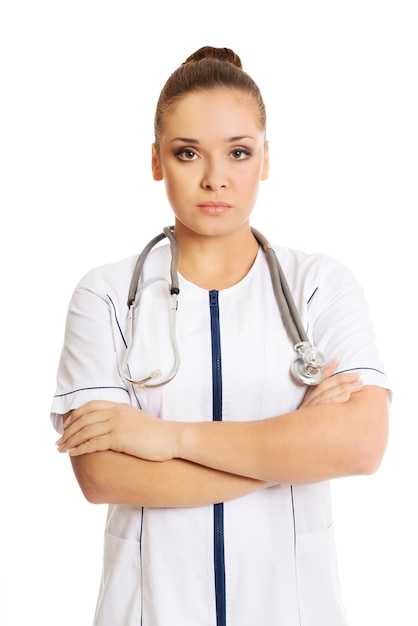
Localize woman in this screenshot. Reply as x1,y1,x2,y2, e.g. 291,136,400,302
52,46,390,626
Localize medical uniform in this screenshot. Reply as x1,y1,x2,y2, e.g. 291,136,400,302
51,241,390,626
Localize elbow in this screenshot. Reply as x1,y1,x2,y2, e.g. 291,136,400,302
356,449,385,476
354,423,389,477
78,476,107,504
346,386,390,477
70,454,111,504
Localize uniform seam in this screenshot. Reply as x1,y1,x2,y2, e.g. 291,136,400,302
291,486,303,626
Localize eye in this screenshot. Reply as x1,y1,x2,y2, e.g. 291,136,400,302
230,148,251,160
176,148,199,161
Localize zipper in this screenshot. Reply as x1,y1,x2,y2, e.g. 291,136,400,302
209,290,226,626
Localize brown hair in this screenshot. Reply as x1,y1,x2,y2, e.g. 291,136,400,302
154,46,266,146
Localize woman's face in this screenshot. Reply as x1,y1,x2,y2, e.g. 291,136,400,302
152,88,269,239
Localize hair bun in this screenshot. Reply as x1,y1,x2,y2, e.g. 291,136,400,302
183,46,242,69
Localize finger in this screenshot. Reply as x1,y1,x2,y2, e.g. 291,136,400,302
318,391,351,405
68,400,118,425
317,370,362,395
322,359,339,379
62,411,73,429
302,361,342,402
306,380,364,406
57,416,91,445
317,386,363,404
60,406,115,443
57,419,111,450
301,372,344,405
66,434,113,456
301,374,363,407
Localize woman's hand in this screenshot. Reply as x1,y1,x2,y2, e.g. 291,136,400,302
56,400,176,460
56,361,364,460
300,360,363,408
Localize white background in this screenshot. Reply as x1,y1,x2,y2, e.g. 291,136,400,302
1,1,417,624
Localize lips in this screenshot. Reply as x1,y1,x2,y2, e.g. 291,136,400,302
197,201,232,215
197,201,232,208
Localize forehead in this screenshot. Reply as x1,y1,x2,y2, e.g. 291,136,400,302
161,88,263,137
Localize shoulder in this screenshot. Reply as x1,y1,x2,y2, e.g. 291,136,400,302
271,245,360,297
73,244,171,302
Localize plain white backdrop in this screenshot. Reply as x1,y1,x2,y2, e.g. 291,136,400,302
1,1,417,624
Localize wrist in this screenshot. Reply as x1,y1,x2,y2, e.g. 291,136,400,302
171,421,188,460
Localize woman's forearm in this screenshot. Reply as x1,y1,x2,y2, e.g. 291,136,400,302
57,378,389,489
70,450,271,507
173,386,389,485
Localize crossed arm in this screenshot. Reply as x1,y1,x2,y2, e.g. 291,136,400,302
56,362,389,507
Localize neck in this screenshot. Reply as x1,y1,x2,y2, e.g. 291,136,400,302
173,224,260,290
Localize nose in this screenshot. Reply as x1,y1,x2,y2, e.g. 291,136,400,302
201,158,227,190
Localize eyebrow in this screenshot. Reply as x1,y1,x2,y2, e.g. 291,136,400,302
169,135,256,144
169,137,199,144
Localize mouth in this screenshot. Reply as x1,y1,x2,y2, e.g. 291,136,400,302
197,201,233,215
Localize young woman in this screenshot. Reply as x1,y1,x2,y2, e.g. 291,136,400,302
52,46,390,626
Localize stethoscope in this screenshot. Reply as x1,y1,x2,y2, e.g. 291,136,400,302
122,226,325,389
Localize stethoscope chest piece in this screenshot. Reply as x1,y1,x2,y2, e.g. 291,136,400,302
291,341,325,386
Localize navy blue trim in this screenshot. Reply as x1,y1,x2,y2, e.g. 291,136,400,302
307,286,318,305
54,386,129,399
332,366,387,377
305,291,388,378
209,290,226,626
214,503,226,625
107,294,128,348
210,291,223,421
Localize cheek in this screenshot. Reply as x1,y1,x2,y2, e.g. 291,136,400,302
163,180,178,204
241,169,262,195
163,171,192,206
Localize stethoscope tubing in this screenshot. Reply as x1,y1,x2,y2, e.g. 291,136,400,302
123,226,324,388
250,228,309,347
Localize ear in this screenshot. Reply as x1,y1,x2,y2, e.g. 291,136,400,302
261,139,269,181
152,144,163,181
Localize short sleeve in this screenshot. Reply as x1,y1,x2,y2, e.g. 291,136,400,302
50,267,131,434
308,255,390,390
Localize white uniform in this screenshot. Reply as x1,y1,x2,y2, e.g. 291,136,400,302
51,241,390,626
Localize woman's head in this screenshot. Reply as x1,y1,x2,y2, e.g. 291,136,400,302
154,46,266,148
151,47,269,240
